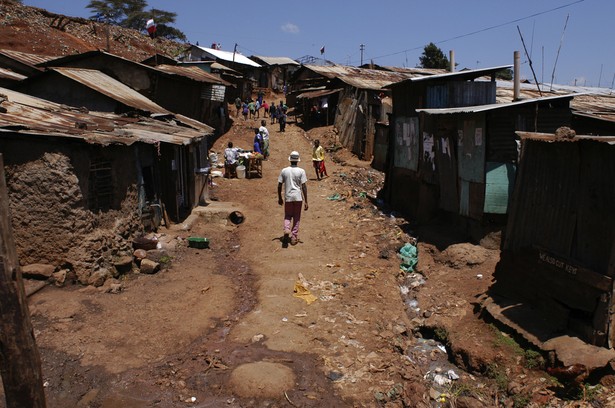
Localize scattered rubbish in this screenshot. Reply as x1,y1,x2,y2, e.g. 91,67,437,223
293,281,317,304
447,369,459,380
358,191,367,198
251,334,264,343
282,317,288,322
211,170,223,178
433,374,451,386
327,193,343,201
398,242,418,273
187,237,209,249
327,371,343,381
476,274,483,279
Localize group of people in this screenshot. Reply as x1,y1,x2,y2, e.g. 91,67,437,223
233,96,289,133
224,92,332,247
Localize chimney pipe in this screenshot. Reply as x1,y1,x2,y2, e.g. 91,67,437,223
449,50,455,73
514,51,520,101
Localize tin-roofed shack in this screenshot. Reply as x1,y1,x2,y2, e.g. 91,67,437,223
489,132,615,350
291,64,419,160
382,66,573,231
0,87,213,286
249,55,300,91
36,50,230,133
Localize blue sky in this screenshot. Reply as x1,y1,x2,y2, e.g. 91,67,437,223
24,0,612,88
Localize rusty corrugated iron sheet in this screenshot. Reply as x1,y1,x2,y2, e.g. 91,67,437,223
0,67,26,81
296,88,343,99
497,81,615,123
0,87,213,146
302,64,419,91
154,64,231,86
416,94,574,115
0,49,58,67
516,131,615,144
50,67,169,114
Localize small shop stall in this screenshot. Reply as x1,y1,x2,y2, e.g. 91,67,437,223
238,151,263,179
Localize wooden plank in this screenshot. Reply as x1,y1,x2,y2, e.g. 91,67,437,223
536,247,613,292
0,154,47,408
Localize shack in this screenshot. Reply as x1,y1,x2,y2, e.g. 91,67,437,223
0,87,213,285
488,132,615,352
36,50,230,132
249,55,300,90
382,66,574,227
292,64,418,160
184,45,261,98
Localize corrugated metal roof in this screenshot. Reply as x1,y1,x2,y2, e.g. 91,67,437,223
193,46,261,67
154,64,231,86
0,49,58,67
302,64,419,90
387,65,513,88
0,87,213,146
0,67,26,81
496,81,615,123
251,55,299,66
50,67,169,114
416,94,574,115
516,131,615,143
296,88,343,99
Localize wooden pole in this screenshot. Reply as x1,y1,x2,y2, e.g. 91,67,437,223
0,154,47,408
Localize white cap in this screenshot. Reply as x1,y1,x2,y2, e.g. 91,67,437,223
288,151,300,162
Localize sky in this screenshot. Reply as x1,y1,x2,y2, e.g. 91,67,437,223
23,0,614,88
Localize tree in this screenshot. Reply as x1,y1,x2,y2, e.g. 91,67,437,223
418,42,449,69
86,0,186,41
496,68,513,80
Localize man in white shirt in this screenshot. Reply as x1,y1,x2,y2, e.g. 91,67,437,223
277,151,308,245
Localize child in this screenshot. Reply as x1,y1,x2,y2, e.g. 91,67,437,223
312,139,328,180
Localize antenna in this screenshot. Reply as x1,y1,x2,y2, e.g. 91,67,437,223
598,64,603,88
517,26,542,96
550,14,569,91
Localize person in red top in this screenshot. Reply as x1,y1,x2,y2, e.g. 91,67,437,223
263,100,269,118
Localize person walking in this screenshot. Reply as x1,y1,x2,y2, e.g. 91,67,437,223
269,103,277,125
259,120,270,160
311,139,328,180
234,96,242,117
278,101,287,132
278,151,308,245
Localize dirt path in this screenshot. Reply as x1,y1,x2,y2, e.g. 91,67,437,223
5,94,614,408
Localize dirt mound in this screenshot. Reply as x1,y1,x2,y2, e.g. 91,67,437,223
437,243,492,269
229,362,295,398
0,1,187,60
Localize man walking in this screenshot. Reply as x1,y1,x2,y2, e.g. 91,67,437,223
278,151,308,245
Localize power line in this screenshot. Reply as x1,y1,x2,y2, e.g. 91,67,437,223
359,0,585,65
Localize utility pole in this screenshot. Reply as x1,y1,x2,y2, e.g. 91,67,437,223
0,154,46,408
360,44,365,66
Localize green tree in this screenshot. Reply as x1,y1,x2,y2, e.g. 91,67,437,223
86,0,186,41
418,42,449,69
496,68,513,80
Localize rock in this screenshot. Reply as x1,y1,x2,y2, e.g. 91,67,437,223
145,249,169,263
101,278,122,294
22,263,55,280
456,396,487,408
88,269,110,287
51,269,67,287
133,249,147,260
140,259,160,274
113,255,133,276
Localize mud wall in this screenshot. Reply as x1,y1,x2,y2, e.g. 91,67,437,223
1,136,143,284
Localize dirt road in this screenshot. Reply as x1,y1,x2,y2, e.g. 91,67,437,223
4,94,613,408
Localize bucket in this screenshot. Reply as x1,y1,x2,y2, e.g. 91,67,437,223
236,165,246,179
